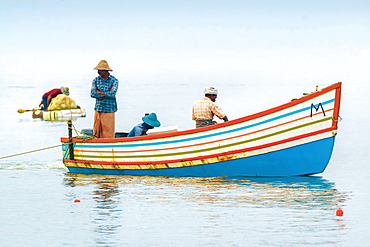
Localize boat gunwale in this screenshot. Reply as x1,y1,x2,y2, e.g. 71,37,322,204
61,82,341,144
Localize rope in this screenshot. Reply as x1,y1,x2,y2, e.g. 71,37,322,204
0,122,95,160
69,123,95,141
0,144,61,160
332,116,343,122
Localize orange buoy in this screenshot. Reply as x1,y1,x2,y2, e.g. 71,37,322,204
336,209,343,216
74,199,81,203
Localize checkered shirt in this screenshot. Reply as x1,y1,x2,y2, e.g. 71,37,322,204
192,97,226,120
90,75,119,113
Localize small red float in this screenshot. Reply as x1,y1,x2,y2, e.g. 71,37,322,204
336,209,343,216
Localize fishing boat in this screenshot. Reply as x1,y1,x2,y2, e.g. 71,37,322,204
61,82,342,177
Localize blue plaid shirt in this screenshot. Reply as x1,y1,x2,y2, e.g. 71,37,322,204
90,74,119,113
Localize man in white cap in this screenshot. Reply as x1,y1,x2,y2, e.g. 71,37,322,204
192,87,228,128
91,60,119,138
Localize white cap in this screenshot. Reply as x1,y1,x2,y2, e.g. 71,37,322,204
204,87,218,95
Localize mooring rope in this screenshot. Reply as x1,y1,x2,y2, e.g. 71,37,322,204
0,144,61,160
0,121,97,160
68,123,95,141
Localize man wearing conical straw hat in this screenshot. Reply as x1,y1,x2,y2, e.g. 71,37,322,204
91,60,119,138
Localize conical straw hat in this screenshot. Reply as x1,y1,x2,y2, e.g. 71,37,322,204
94,60,113,71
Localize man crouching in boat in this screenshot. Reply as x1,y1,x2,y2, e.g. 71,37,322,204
192,87,229,128
90,60,119,138
127,113,161,137
39,87,70,110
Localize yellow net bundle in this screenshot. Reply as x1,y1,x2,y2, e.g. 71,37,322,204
48,94,77,111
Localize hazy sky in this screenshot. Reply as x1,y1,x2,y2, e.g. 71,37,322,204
0,0,369,86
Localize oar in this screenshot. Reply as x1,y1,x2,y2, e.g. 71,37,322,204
17,108,36,113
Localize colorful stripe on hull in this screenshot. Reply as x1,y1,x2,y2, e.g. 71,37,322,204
65,137,335,177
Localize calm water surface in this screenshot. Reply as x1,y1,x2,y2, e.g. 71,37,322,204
0,171,351,246
0,81,369,246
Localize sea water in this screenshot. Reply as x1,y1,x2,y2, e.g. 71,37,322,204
0,79,369,246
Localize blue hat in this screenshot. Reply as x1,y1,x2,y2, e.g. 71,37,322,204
142,113,161,127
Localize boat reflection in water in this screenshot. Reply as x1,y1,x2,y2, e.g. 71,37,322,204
64,174,348,209
63,174,349,245
65,175,122,244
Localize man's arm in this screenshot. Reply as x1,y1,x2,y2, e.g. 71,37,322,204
90,79,99,98
97,78,119,98
91,79,105,99
212,105,228,122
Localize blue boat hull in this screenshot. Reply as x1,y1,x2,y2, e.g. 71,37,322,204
66,136,335,177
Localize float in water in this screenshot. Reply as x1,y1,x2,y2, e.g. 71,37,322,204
17,107,86,121
61,82,342,177
32,108,86,121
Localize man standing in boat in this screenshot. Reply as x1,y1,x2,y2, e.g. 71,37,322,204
91,60,119,138
192,87,228,128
